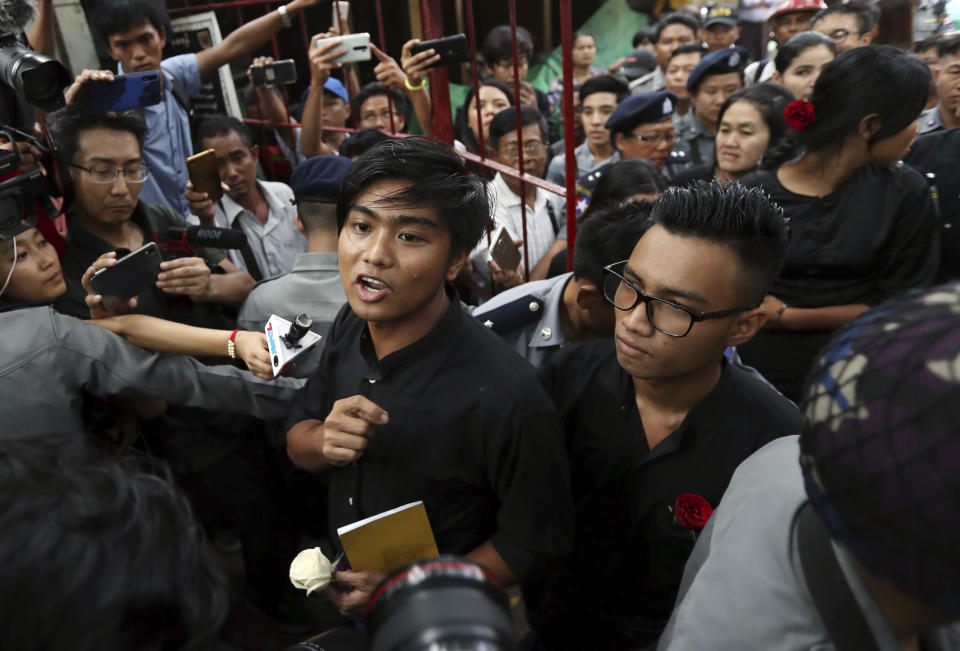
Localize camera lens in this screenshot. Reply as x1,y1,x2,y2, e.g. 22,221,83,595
366,557,517,651
0,40,71,112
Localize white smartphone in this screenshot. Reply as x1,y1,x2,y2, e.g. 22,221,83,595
317,31,371,64
331,1,350,28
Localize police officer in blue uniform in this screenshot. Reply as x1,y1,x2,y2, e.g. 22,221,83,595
676,46,748,166
473,204,652,368
573,91,690,214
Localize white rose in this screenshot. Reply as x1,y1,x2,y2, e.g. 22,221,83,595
289,547,334,595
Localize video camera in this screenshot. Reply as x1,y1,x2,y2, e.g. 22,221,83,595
0,130,58,236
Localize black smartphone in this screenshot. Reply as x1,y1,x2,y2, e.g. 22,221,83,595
86,72,163,114
410,34,469,69
90,242,162,311
250,59,298,87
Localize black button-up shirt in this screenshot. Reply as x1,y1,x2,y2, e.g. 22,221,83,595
532,338,802,647
287,293,574,577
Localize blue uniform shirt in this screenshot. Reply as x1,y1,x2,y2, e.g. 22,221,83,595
121,54,202,215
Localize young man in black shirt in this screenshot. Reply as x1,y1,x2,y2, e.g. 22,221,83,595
526,181,802,649
286,138,573,615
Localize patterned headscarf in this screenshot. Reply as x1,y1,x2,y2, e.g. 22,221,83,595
800,283,960,616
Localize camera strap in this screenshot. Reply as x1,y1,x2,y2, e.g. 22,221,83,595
229,209,263,282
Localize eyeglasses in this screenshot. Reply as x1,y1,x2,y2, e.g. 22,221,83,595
602,261,753,337
70,163,150,184
626,131,677,145
824,28,859,42
500,142,547,158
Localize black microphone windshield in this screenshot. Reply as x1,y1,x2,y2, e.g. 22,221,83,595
163,225,247,250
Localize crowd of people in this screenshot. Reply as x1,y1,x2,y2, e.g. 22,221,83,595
1,0,960,648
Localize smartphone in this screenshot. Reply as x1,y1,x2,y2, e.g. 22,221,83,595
330,1,349,28
90,243,162,311
86,72,162,114
488,225,521,272
410,34,469,69
250,59,298,87
186,149,223,202
316,32,371,64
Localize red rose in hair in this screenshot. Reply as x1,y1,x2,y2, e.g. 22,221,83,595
674,494,713,530
783,99,816,131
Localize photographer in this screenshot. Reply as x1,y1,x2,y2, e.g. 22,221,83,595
48,103,309,630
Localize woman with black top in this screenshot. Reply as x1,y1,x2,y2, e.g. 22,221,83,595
671,83,794,186
737,45,940,401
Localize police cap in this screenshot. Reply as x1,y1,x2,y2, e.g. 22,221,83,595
605,90,679,133
290,155,353,204
686,46,748,93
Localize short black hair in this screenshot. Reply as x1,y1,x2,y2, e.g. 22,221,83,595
811,1,878,35
655,13,700,42
585,159,668,216
298,200,338,234
194,114,254,151
487,106,548,152
337,137,489,256
633,26,658,48
774,31,836,75
0,434,227,650
49,104,147,166
353,82,408,124
573,203,652,288
579,74,630,105
95,0,171,46
338,128,393,159
650,181,790,306
914,35,941,54
482,24,534,64
938,34,960,59
669,43,708,62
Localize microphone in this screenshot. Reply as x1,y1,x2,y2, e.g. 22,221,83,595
0,0,36,35
161,225,247,250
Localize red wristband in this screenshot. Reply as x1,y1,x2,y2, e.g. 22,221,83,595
227,329,239,359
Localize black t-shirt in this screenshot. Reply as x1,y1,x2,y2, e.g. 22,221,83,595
531,338,801,647
737,164,939,400
286,293,574,577
739,164,939,308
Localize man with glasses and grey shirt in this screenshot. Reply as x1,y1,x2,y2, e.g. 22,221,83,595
524,182,800,649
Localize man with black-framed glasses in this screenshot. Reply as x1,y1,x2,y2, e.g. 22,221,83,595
810,2,876,53
50,106,254,319
525,181,801,649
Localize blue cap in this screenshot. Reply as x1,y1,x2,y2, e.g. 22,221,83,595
290,155,353,203
604,90,678,132
686,46,748,93
298,77,350,104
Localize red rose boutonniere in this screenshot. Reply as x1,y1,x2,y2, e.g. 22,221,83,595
673,494,713,539
784,99,816,131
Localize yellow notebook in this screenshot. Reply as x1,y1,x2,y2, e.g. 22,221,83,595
337,501,440,573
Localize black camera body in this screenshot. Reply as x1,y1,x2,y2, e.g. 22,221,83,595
0,31,71,112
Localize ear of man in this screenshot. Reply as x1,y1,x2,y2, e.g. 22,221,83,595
725,308,767,347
